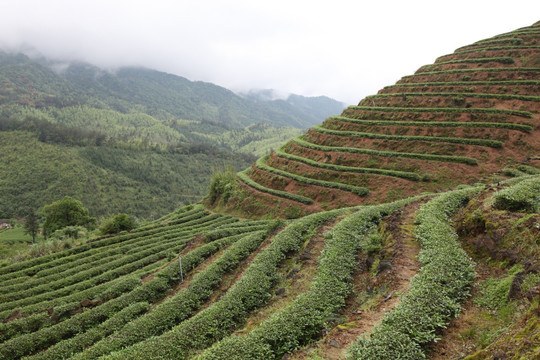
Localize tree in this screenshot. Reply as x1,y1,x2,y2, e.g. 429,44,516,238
99,213,136,235
23,210,40,243
207,166,237,204
42,196,96,235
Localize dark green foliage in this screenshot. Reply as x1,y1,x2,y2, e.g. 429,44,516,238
517,165,540,175
276,148,422,180
284,205,303,219
347,105,533,118
208,167,238,204
348,329,425,360
103,210,342,359
0,52,343,130
293,138,478,166
72,229,275,359
0,52,339,219
401,67,540,82
328,115,533,133
385,79,540,90
23,210,40,242
0,132,252,219
502,168,526,177
364,91,540,102
0,212,238,359
417,57,516,71
99,213,136,235
42,196,96,234
347,187,480,359
25,301,151,360
198,199,418,359
204,222,273,242
0,116,108,147
400,67,540,81
472,38,525,46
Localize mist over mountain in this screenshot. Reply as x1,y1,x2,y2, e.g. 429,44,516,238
0,50,345,129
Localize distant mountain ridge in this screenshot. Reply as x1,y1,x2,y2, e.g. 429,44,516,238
0,51,346,129
241,89,346,127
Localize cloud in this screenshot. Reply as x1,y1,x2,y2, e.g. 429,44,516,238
1,0,539,104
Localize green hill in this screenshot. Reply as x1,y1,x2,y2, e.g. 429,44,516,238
0,177,537,360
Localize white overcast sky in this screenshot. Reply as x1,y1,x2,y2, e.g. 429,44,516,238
0,0,538,104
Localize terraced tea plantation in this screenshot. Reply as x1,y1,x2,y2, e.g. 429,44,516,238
231,21,540,216
1,175,539,359
1,21,539,360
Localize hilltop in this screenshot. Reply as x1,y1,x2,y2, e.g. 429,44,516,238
0,21,538,360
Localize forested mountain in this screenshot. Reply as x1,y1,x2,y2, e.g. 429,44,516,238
0,51,344,129
241,89,347,127
0,51,344,219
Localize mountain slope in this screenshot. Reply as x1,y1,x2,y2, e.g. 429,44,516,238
0,53,345,129
0,21,538,360
223,21,540,217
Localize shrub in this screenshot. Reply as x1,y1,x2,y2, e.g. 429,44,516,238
71,229,274,359
517,165,540,175
327,115,533,133
197,198,421,359
42,196,96,234
502,168,526,177
363,91,539,102
276,148,423,180
292,138,478,166
102,210,344,359
256,156,369,196
347,105,533,119
207,167,237,204
284,205,303,219
99,214,136,235
493,175,540,212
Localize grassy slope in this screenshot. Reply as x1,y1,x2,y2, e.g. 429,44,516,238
0,227,35,260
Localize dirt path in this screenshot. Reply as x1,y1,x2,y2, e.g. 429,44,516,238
290,201,424,359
